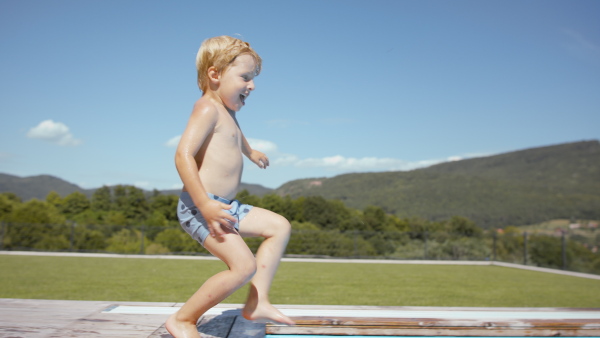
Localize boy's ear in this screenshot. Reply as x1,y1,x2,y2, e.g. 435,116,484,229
207,66,220,86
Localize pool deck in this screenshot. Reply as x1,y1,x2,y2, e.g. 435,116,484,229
2,252,600,337
1,298,599,338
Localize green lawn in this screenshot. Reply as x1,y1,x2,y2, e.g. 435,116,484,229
1,255,599,307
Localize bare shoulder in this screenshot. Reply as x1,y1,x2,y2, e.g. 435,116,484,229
190,96,220,123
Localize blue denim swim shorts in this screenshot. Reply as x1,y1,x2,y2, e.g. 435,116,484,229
177,192,254,246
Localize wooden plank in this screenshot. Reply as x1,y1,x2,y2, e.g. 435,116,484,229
0,299,114,338
0,299,177,338
54,314,169,338
267,312,600,337
51,307,173,337
281,316,600,327
268,326,599,337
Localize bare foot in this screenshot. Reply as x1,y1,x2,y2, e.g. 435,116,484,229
165,312,201,338
242,302,295,325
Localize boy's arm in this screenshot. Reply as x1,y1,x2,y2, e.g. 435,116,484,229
241,134,269,169
175,103,237,238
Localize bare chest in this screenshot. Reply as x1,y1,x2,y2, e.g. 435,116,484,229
215,121,241,147
202,113,242,157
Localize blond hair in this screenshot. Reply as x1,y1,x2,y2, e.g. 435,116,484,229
196,36,262,93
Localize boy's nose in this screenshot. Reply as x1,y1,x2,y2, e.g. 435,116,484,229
248,80,255,91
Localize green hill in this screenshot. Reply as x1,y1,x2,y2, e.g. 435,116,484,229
275,140,600,228
0,174,272,201
0,173,86,200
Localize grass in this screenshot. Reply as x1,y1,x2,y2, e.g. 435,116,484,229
1,255,599,307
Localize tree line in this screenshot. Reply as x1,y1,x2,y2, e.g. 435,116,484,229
0,186,598,274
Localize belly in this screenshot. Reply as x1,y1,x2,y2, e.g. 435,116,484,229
198,152,243,199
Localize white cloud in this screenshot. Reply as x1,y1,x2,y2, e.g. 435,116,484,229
165,135,181,148
272,154,300,166
278,155,417,171
247,138,278,153
26,120,81,146
273,153,487,173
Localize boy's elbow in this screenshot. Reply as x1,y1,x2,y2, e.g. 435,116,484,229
174,150,186,168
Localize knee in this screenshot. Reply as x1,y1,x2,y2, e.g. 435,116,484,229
231,258,257,284
276,215,292,235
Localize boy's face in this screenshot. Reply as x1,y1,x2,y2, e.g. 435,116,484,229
217,54,258,112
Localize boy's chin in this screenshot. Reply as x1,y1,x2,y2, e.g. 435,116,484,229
223,99,244,112
225,105,242,113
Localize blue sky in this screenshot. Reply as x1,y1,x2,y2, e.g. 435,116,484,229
1,0,599,191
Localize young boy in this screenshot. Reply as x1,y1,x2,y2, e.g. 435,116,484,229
166,36,295,337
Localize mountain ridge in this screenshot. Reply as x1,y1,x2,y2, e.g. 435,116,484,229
274,140,600,227
0,173,273,201
2,140,599,227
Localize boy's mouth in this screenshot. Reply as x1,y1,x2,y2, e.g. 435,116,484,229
240,94,246,105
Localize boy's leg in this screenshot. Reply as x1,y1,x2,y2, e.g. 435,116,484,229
166,233,257,337
238,207,295,325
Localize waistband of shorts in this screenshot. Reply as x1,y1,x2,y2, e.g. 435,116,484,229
179,191,232,205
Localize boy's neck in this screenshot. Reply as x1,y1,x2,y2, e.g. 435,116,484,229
204,91,236,117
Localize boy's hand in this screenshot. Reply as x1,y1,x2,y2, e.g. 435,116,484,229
249,150,269,169
199,200,238,239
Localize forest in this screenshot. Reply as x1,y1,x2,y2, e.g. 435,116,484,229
0,185,599,275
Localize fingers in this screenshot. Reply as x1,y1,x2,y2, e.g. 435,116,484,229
199,199,243,239
209,222,221,238
261,156,270,168
252,150,269,169
257,156,269,169
210,221,228,238
219,203,237,224
209,220,231,238
208,203,238,238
